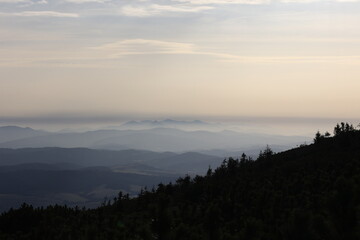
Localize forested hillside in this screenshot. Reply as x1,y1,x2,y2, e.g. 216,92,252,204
0,123,359,240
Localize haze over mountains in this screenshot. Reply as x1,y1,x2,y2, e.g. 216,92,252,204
0,120,311,212
0,126,48,143
0,120,309,154
1,123,359,239
112,119,213,131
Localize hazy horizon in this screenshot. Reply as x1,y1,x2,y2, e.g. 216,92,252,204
1,115,357,136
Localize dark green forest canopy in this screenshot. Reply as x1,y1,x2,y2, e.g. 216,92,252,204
1,123,360,240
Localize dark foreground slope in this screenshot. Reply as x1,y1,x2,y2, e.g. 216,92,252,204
0,128,359,240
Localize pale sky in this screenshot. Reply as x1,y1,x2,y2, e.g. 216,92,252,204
1,0,360,123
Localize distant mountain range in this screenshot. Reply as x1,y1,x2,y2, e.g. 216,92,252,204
105,119,227,132
0,125,310,154
121,119,209,128
0,126,47,143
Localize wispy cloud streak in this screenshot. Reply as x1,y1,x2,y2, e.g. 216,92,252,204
93,39,197,55
63,0,108,3
120,4,213,17
0,0,30,3
2,39,360,67
0,11,79,17
91,39,360,65
172,0,360,4
0,0,47,5
172,0,270,4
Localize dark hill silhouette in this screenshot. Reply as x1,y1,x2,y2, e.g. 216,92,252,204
0,148,176,167
0,147,221,174
0,124,359,239
0,148,222,212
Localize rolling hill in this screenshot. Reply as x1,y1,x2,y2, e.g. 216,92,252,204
0,124,359,239
0,148,222,212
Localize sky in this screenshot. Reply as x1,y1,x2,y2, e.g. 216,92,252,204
1,0,360,129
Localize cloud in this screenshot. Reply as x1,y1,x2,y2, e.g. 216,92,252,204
63,0,108,3
0,0,30,3
3,39,360,68
172,0,270,4
93,39,196,55
120,4,213,17
0,11,79,17
172,0,360,4
0,0,47,4
211,54,360,64
335,0,359,2
91,39,360,65
278,0,331,3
